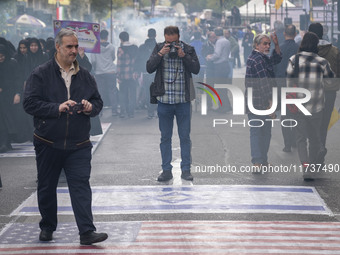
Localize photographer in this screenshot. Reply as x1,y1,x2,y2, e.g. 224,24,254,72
23,29,107,245
147,26,200,182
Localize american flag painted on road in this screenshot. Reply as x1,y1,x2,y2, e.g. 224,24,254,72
1,221,340,254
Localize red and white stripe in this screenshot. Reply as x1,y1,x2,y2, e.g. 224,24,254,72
1,221,340,254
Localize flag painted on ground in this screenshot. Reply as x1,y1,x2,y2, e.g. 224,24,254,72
1,221,340,254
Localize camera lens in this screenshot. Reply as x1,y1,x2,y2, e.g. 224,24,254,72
168,42,178,58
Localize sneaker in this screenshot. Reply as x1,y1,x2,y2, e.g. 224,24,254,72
157,171,173,182
80,231,108,245
39,230,53,241
181,171,193,181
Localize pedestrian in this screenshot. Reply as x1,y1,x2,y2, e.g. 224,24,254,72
286,32,334,181
0,44,21,152
27,37,49,73
136,28,158,119
23,29,108,245
273,24,300,153
117,31,139,118
146,25,200,182
308,23,340,161
245,33,282,170
91,29,118,116
242,25,254,64
13,39,34,143
206,27,232,113
225,29,239,78
201,31,216,84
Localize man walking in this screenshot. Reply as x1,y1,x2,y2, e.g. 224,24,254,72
91,29,118,116
136,28,158,118
147,26,200,182
23,29,107,245
274,24,299,153
206,27,232,113
308,23,340,160
117,31,139,118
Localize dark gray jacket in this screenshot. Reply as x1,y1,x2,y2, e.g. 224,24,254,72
146,41,200,102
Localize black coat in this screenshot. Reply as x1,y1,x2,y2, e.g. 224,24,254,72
23,58,103,150
0,58,20,135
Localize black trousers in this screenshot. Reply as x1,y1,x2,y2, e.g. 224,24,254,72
34,141,96,235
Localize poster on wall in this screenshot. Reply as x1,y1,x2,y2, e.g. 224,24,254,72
53,20,100,53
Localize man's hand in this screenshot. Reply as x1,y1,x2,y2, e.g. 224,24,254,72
159,43,171,56
175,45,185,58
271,32,279,46
59,100,77,113
81,99,92,113
271,32,281,55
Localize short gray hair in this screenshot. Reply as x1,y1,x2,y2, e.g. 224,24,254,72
55,28,77,46
253,34,270,49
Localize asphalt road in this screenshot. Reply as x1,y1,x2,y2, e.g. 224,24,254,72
1,66,340,253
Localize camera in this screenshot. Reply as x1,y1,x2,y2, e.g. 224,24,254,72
168,42,178,59
68,103,84,113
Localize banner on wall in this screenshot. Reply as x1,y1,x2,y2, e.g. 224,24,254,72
53,20,100,53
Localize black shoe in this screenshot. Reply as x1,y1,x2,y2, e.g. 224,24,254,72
157,171,173,182
80,231,108,245
181,171,193,181
282,147,291,152
39,230,53,241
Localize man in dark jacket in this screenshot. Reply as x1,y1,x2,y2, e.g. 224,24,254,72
146,26,200,182
136,28,158,118
274,24,299,153
23,29,107,245
308,23,340,160
117,31,139,118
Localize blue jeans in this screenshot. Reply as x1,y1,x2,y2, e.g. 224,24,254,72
157,101,191,171
248,113,272,164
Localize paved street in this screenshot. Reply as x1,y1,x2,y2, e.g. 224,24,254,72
0,67,340,254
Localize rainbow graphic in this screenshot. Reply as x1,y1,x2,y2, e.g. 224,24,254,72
197,82,222,106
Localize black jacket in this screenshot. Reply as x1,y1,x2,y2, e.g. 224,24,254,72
146,41,200,102
23,58,103,150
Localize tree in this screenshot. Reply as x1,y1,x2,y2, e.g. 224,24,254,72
0,0,16,37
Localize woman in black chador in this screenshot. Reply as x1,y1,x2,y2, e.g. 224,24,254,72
27,37,48,73
0,44,21,152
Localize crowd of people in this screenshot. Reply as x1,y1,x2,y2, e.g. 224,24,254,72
0,21,339,183
0,18,339,244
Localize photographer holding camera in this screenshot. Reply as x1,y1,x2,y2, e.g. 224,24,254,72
147,26,200,182
23,29,107,245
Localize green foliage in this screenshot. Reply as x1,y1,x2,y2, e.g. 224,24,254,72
0,0,16,36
